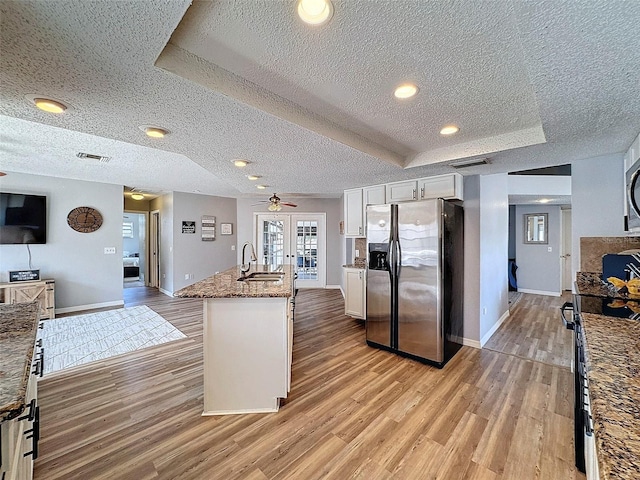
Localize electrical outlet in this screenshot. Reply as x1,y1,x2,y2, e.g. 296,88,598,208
355,249,360,257
162,274,166,279
482,307,487,315
547,246,552,252
104,247,116,254
231,245,235,251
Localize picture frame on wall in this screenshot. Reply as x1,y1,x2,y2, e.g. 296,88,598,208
221,223,233,235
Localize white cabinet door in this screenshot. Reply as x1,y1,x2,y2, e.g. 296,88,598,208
344,188,364,237
385,181,417,203
418,173,463,201
344,268,366,319
363,185,386,207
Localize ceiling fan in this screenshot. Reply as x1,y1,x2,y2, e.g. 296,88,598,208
253,193,297,211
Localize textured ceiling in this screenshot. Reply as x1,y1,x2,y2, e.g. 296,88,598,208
0,0,639,199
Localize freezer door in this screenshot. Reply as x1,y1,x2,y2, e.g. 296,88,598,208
396,200,442,362
366,204,392,348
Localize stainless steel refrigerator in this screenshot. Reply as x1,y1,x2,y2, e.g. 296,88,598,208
366,198,464,367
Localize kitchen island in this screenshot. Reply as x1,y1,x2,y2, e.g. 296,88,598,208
0,301,41,480
574,272,640,480
174,265,295,415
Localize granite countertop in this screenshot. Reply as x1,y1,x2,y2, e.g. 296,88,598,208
0,301,40,422
576,271,636,300
580,313,640,480
174,265,295,298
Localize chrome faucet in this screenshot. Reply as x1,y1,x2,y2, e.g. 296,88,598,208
241,241,257,275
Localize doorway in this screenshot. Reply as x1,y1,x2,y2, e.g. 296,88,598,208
255,213,326,288
149,210,160,289
561,208,572,291
122,212,147,287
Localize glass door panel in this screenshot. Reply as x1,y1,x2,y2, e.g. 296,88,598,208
296,220,318,281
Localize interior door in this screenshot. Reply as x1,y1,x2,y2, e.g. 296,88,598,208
561,208,572,290
149,210,160,288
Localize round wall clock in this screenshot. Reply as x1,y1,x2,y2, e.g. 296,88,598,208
67,206,103,233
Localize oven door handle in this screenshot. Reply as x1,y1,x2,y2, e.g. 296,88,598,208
560,302,575,330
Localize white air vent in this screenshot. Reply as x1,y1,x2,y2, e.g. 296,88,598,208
449,157,490,168
77,152,110,163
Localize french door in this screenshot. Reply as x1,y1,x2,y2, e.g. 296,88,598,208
256,213,326,288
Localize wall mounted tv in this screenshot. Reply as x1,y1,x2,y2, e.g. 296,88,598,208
0,192,47,244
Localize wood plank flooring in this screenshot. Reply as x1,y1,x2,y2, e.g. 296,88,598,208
34,288,584,480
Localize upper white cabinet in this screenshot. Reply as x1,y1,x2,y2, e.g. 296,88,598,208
418,174,463,200
344,188,364,237
343,174,463,238
386,180,418,202
363,185,386,207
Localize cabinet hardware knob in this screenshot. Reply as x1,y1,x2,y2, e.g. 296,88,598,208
412,189,416,200
420,187,425,199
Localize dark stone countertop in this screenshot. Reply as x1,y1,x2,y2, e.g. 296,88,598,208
0,301,40,422
580,313,640,480
575,271,634,300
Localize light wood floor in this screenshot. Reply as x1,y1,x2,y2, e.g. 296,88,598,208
34,288,584,480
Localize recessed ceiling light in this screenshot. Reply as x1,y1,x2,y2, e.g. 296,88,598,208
297,0,334,26
33,98,67,114
234,159,249,168
144,127,169,138
539,198,550,204
440,125,460,135
256,184,267,190
247,175,261,181
394,84,419,99
131,193,145,200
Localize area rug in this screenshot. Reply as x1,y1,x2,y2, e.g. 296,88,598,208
39,305,186,375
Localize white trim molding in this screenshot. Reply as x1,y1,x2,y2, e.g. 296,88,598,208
56,300,124,315
159,287,173,297
462,338,482,349
517,288,561,297
480,310,510,347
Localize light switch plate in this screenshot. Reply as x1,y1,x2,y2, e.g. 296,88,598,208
104,247,116,254
548,246,552,252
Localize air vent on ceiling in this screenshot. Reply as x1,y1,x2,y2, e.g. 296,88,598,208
77,152,110,163
449,157,490,169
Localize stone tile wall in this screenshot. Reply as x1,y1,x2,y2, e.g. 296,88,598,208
580,236,640,272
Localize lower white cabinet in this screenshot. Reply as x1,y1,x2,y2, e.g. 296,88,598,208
344,268,366,319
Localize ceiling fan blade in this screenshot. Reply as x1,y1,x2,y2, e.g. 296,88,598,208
281,202,297,207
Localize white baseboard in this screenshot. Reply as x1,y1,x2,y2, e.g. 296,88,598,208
518,288,561,297
480,309,510,347
339,286,345,298
56,300,124,315
159,288,173,297
462,338,482,349
325,284,341,290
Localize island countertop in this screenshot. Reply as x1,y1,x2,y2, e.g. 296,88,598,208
174,265,295,299
0,301,40,422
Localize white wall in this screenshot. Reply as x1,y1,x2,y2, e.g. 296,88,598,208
172,192,237,291
571,154,627,280
236,197,343,287
478,174,510,343
463,174,510,346
508,175,571,196
463,176,481,343
0,172,123,311
515,205,562,295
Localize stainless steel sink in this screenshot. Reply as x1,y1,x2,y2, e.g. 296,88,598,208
237,272,285,282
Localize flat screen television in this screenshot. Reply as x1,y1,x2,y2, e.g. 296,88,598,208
0,192,47,244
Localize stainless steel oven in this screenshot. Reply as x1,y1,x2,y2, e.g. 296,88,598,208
626,159,640,232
